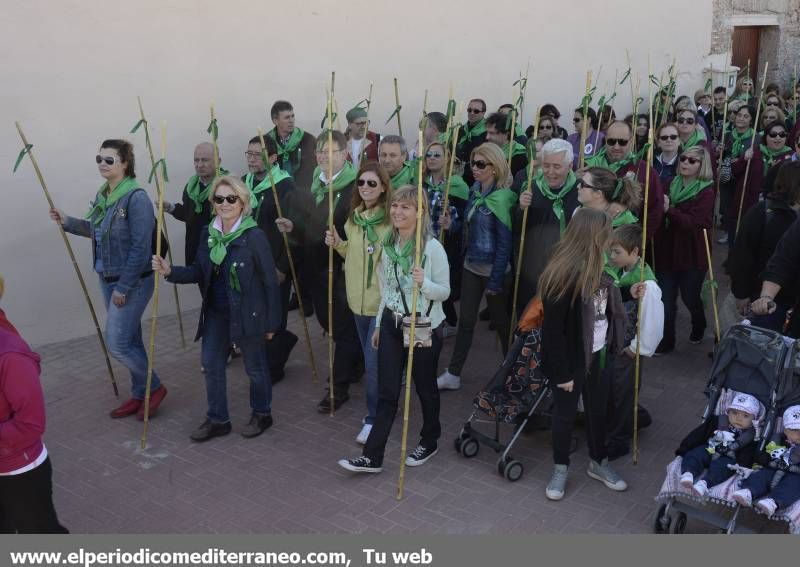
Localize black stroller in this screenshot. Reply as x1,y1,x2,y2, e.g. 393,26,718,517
454,325,551,482
654,324,794,534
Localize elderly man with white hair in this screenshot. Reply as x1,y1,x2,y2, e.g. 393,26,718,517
513,138,580,316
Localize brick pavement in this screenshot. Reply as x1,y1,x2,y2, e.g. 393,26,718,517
31,272,784,534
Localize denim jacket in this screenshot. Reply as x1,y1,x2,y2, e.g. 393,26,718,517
464,185,512,291
63,188,154,296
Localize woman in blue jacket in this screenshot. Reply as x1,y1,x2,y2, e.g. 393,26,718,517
437,143,516,391
50,139,167,420
152,176,281,442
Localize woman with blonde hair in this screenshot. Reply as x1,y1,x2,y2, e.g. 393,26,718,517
540,208,627,500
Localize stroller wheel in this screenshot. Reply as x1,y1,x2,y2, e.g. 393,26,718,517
460,437,479,458
653,504,671,534
500,459,524,482
669,512,687,534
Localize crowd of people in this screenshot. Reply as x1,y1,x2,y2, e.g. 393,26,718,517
30,72,800,524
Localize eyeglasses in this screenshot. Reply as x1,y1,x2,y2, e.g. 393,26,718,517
606,138,629,147
765,101,781,107
245,151,261,159
659,134,679,141
425,151,443,158
767,131,788,139
676,117,696,125
467,108,484,114
471,160,489,170
357,178,379,188
679,155,700,165
540,125,553,130
577,179,597,190
213,194,240,204
96,155,118,166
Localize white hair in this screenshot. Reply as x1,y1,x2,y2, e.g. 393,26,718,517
541,138,573,166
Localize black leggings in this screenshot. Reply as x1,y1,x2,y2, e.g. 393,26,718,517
0,457,68,534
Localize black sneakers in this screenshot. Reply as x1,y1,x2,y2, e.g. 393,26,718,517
689,327,705,344
317,392,349,413
405,445,438,467
241,413,273,438
190,419,232,442
338,456,382,473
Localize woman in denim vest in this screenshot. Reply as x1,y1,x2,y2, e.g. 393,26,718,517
49,139,167,420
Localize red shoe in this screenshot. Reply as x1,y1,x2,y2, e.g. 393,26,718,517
110,398,142,419
136,385,168,421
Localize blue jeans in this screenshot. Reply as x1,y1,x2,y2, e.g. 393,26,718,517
741,469,800,509
99,274,161,399
353,314,378,425
681,446,736,487
201,307,272,423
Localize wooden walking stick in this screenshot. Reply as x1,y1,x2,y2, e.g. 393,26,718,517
392,77,403,137
327,73,336,416
437,119,461,242
209,103,221,178
13,122,119,397
397,128,426,500
257,128,318,384
508,106,541,347
713,72,731,233
702,229,722,343
141,122,168,449
579,70,593,170
793,64,798,127
133,96,186,349
735,61,769,237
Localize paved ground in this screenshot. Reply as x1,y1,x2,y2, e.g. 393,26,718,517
33,261,784,534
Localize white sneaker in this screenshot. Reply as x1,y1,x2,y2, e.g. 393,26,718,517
437,370,461,390
692,480,709,498
755,497,777,517
679,471,694,489
731,488,752,507
442,323,458,338
355,423,372,445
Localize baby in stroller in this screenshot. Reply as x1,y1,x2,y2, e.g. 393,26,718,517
678,391,761,498
731,405,800,516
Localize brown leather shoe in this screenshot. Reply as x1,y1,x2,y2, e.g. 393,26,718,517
136,385,168,421
110,398,142,419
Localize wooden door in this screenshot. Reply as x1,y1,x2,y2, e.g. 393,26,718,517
731,26,760,83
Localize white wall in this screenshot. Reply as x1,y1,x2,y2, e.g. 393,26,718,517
1,0,713,346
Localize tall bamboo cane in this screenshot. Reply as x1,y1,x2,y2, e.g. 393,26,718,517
702,229,722,342
437,125,461,243
134,97,186,349
256,128,318,383
14,122,119,397
327,73,336,416
714,73,731,234
793,64,798,127
632,56,655,466
210,104,221,178
579,71,593,170
397,128,427,500
362,82,374,166
508,106,541,347
393,78,403,137
735,61,769,237
141,122,168,449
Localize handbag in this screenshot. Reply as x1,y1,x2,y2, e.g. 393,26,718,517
394,262,434,348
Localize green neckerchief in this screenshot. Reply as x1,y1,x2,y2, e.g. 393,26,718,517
466,186,518,231
585,147,639,173
759,144,792,170
352,205,386,288
680,129,706,151
382,231,415,275
458,119,486,146
606,259,656,289
612,209,639,228
185,169,230,213
310,161,358,205
514,124,525,139
730,128,754,158
534,169,578,234
85,177,139,226
268,127,305,161
502,141,527,159
245,165,291,210
207,216,258,267
669,176,713,206
390,160,417,188
425,175,470,201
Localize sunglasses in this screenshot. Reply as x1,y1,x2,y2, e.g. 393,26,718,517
766,101,781,107
677,117,696,125
96,155,119,166
471,160,489,170
540,125,553,129
467,108,484,114
573,117,582,123
213,194,240,204
679,155,700,165
357,178,379,188
577,179,597,190
768,131,788,139
659,134,679,141
425,151,443,158
606,138,629,147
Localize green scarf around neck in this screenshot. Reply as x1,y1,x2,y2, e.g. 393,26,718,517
382,231,415,275
390,161,417,188
502,141,527,160
85,177,139,226
352,206,387,287
585,144,648,173
185,168,230,213
207,216,258,266
425,175,470,201
534,169,578,234
606,259,656,289
759,144,792,170
459,119,487,146
612,209,639,228
310,161,358,205
680,129,706,151
268,127,305,160
730,128,754,158
246,165,291,210
466,186,518,231
669,176,713,206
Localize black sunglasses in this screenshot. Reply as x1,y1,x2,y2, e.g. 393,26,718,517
213,194,240,204
677,117,696,125
606,138,629,147
679,155,700,164
357,178,379,188
659,134,679,141
471,160,489,170
467,108,484,114
95,155,118,166
425,151,443,158
572,117,581,123
767,131,788,139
